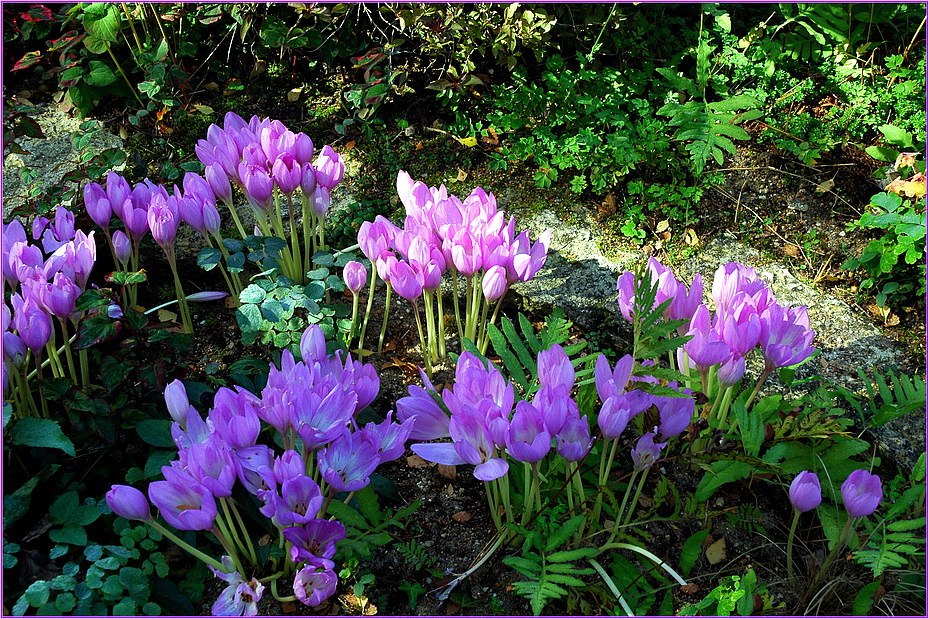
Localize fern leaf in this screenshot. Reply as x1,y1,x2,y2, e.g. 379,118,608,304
544,514,587,552
488,324,530,393
501,316,537,378
547,547,599,563
887,517,926,532
519,313,543,354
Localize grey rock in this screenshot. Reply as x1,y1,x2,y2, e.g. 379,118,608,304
3,105,123,214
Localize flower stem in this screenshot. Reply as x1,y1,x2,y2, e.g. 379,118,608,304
377,284,392,354
358,270,378,356
147,520,225,572
786,507,800,582
412,299,432,376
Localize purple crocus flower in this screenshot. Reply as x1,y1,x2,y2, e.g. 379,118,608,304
508,229,551,283
411,406,509,481
148,195,179,250
395,375,451,441
310,186,331,218
84,182,113,232
294,133,315,165
44,272,79,320
667,273,704,323
538,344,575,392
106,485,152,522
238,163,274,212
712,262,768,320
758,302,816,370
841,469,883,518
265,474,323,528
716,354,746,389
557,410,592,461
631,432,667,472
789,471,822,513
209,556,264,617
343,261,367,294
148,467,217,531
289,380,356,451
684,304,731,372
13,298,51,354
299,323,327,364
272,153,303,194
106,171,132,218
206,162,234,206
209,386,262,449
233,445,276,496
505,401,551,463
389,260,424,301
314,145,344,189
182,436,237,498
113,230,131,264
360,412,415,464
283,518,346,565
655,382,694,440
317,427,381,492
616,271,636,322
164,379,191,426
293,566,338,608
448,228,481,276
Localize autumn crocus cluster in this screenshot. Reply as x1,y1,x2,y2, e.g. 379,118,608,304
2,212,96,416
354,171,551,372
617,258,816,433
106,324,411,613
84,170,233,329
196,112,344,285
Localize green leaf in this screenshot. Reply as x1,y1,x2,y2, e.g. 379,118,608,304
544,514,587,553
696,461,753,501
83,4,119,43
24,581,50,607
680,529,709,577
83,60,117,87
135,419,175,448
240,284,267,304
865,145,898,162
55,592,77,613
197,247,222,271
4,473,41,527
8,418,76,456
852,581,881,614
878,124,915,149
50,523,87,546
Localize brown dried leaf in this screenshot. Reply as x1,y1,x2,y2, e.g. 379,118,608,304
345,140,355,151
684,228,699,246
282,601,297,614
815,178,835,193
287,87,303,102
656,219,670,233
884,313,900,326
705,537,726,564
784,244,800,257
680,583,700,595
258,534,271,547
452,511,472,523
599,193,617,219
405,454,433,468
438,464,457,480
456,168,468,182
445,601,461,615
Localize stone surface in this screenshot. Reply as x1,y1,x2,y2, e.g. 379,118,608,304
3,105,123,214
504,220,924,473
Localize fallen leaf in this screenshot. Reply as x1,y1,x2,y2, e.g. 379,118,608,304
456,168,468,182
705,537,726,564
680,583,700,595
438,464,457,480
656,219,670,233
637,494,652,508
452,511,471,523
345,140,355,150
884,313,900,326
445,601,461,615
258,534,271,547
684,228,699,246
815,178,835,193
457,136,478,147
406,454,433,468
282,601,297,614
784,244,800,257
225,296,238,309
203,81,220,91
383,341,396,351
599,193,617,219
287,87,303,102
157,308,177,323
482,127,499,144
659,230,672,241
415,141,424,151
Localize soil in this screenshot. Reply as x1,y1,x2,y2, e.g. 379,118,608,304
5,62,925,617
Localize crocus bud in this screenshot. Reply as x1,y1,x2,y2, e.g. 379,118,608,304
310,186,330,218
106,485,152,521
293,133,314,164
300,163,317,197
314,145,344,189
789,471,822,513
205,162,233,206
841,469,883,518
271,154,302,194
164,379,190,425
481,265,507,301
300,324,326,363
113,230,131,264
14,302,51,354
84,182,112,231
343,261,366,294
3,332,27,367
45,272,80,319
147,196,178,250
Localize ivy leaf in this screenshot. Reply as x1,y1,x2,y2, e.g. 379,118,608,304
8,418,76,456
